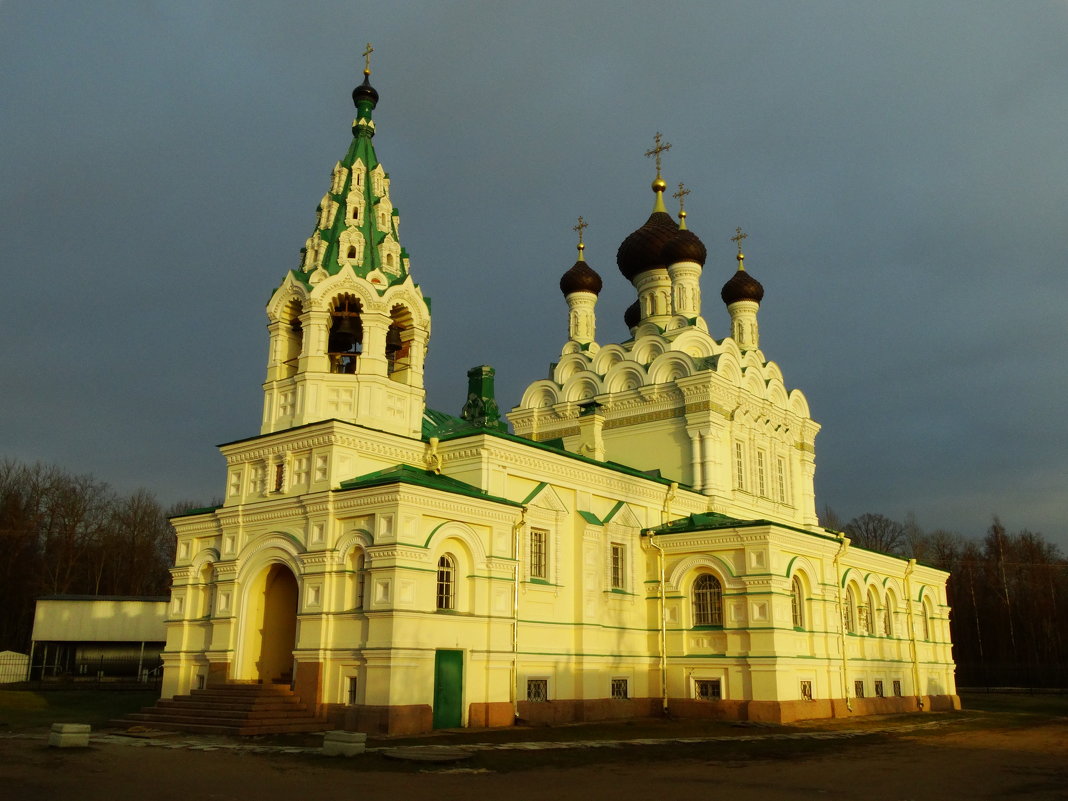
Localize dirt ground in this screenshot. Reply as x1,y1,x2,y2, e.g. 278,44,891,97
3,711,1067,801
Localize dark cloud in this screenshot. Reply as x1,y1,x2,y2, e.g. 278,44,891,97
2,1,1065,548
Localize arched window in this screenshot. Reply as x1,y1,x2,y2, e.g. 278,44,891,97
791,575,805,629
354,552,365,610
844,585,858,634
386,304,413,382
866,589,879,636
921,598,931,640
436,554,455,611
347,245,357,259
328,295,363,374
883,592,894,637
692,574,723,627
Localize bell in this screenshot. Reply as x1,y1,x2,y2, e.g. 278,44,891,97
329,315,361,353
385,325,403,353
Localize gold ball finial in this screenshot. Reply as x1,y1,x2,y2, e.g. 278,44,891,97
651,177,667,193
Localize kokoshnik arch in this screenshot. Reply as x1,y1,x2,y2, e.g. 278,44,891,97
163,58,958,734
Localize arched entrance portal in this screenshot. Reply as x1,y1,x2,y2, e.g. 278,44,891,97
242,563,299,684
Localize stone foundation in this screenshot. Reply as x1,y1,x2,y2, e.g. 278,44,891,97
321,694,961,734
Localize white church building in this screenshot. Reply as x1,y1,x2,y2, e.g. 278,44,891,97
162,62,958,734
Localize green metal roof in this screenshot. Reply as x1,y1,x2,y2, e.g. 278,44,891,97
336,463,523,508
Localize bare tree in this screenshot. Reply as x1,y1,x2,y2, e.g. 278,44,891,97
844,513,907,556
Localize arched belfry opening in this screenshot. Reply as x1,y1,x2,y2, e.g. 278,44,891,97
281,299,303,378
328,294,363,374
386,303,414,383
240,563,299,685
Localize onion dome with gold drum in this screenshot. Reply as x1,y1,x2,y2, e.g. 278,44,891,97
560,218,603,296
720,228,764,305
616,132,679,282
662,184,706,266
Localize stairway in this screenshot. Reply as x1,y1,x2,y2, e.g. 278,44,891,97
113,682,328,735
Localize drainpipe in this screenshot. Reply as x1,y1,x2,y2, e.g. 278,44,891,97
833,533,852,712
511,507,527,721
904,559,924,710
652,482,679,715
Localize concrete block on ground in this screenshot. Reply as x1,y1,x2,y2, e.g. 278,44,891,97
48,723,91,748
323,730,367,756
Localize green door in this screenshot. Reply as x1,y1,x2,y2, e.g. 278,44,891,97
432,649,463,729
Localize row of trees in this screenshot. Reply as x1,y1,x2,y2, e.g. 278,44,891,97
0,459,196,652
825,508,1068,687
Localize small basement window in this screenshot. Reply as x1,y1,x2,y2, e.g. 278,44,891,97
695,679,722,701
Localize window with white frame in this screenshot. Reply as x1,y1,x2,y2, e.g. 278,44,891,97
527,679,548,702
874,680,884,698
611,678,628,700
436,554,455,610
791,575,805,629
854,680,865,698
734,441,746,490
756,449,767,497
695,679,722,700
610,543,626,590
800,680,813,701
692,574,723,627
530,528,548,580
844,586,858,634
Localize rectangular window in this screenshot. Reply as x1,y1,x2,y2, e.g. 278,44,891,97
530,529,548,580
527,679,548,702
893,680,903,697
611,678,628,700
695,679,722,701
756,450,767,497
874,680,884,698
274,463,285,491
610,543,626,590
776,457,787,502
734,442,746,490
854,680,865,698
347,676,358,706
800,680,813,701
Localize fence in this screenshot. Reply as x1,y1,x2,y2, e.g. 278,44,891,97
0,652,163,688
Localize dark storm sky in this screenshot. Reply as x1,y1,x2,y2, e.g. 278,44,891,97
2,1,1066,548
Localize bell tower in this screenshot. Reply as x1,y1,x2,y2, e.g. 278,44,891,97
261,53,430,439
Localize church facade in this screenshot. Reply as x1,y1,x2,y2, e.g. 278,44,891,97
162,65,958,734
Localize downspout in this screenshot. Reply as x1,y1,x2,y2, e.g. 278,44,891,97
648,532,668,715
833,533,852,712
653,482,679,715
511,507,527,721
904,558,924,710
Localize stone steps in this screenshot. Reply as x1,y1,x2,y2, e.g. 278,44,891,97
112,682,328,736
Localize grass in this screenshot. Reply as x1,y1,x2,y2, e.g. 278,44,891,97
0,689,160,732
958,690,1068,719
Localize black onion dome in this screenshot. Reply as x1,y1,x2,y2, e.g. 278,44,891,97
560,259,603,296
616,211,679,282
352,73,379,109
623,300,641,329
662,228,707,266
720,266,765,305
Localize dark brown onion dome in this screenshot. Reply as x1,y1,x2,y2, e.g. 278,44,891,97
662,228,707,266
560,259,603,296
720,262,765,305
616,211,679,282
352,73,379,109
624,300,641,329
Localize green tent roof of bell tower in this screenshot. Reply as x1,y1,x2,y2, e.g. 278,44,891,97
288,68,410,292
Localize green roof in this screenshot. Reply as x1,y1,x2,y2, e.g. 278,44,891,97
337,464,523,508
646,511,747,535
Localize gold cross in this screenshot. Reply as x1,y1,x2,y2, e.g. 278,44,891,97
362,42,374,75
572,215,588,244
730,226,748,254
644,132,672,177
673,182,690,214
